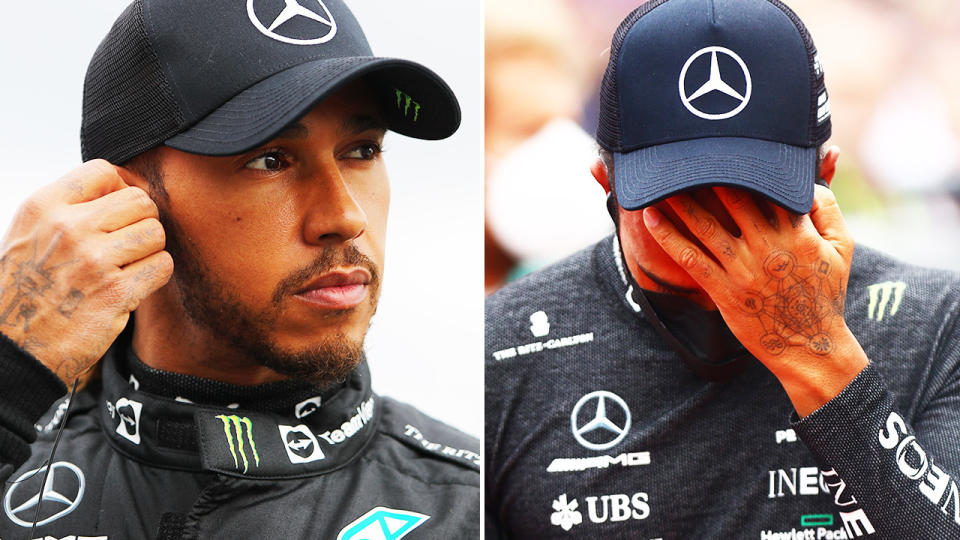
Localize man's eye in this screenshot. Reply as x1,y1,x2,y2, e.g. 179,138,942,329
245,151,287,171
344,143,382,160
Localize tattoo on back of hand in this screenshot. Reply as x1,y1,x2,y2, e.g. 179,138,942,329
740,250,845,356
58,289,85,318
0,235,79,335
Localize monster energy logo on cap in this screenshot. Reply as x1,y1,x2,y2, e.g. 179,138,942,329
216,414,260,474
394,89,420,122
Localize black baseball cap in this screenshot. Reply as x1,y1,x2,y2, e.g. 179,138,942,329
81,0,461,165
597,0,831,214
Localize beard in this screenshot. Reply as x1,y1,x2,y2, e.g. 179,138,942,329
153,191,381,387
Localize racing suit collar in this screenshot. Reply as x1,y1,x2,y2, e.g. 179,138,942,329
124,344,345,414
600,235,754,380
98,340,380,479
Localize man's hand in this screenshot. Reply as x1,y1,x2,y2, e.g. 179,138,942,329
0,159,173,383
642,185,869,416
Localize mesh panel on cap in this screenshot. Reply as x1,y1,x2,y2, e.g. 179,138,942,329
766,0,831,146
596,0,671,152
81,0,184,165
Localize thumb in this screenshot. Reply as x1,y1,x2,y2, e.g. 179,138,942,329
809,185,853,263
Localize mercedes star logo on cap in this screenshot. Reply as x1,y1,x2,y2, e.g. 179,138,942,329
247,0,338,45
679,46,752,120
3,461,86,528
570,391,631,451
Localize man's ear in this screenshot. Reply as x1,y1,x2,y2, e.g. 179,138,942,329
120,150,160,192
820,146,840,187
591,158,610,194
116,165,150,191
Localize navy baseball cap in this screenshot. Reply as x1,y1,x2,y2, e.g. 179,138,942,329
81,0,461,165
597,0,831,214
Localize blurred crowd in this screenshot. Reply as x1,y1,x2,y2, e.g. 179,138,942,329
485,0,960,293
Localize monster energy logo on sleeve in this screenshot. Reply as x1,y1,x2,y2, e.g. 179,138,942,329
394,89,421,122
216,414,260,474
867,281,906,321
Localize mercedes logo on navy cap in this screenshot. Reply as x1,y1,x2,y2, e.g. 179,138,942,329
596,0,832,214
80,0,461,165
679,46,752,120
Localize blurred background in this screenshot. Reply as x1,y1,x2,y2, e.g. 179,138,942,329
485,0,960,293
0,1,482,437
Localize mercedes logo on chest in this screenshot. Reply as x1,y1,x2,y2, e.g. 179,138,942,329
570,390,631,451
679,46,752,120
247,0,338,45
3,461,86,527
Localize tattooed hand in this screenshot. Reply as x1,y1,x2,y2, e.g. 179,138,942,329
643,184,869,416
0,159,173,383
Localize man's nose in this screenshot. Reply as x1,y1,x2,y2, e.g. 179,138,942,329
302,164,367,244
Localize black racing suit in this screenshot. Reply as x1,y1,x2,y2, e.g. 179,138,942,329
486,236,960,539
0,329,479,539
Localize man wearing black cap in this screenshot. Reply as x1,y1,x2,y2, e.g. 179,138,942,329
487,0,960,538
0,0,478,538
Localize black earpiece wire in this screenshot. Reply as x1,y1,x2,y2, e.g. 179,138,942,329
24,377,80,540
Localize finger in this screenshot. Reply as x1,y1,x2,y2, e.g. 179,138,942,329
663,194,741,266
49,159,132,205
79,186,160,232
103,218,166,267
713,187,775,243
808,185,854,263
118,250,174,310
769,202,813,234
113,165,150,189
643,206,724,285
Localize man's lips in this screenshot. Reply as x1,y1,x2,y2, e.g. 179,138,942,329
293,269,371,309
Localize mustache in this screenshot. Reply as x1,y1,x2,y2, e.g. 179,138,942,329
271,244,381,306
